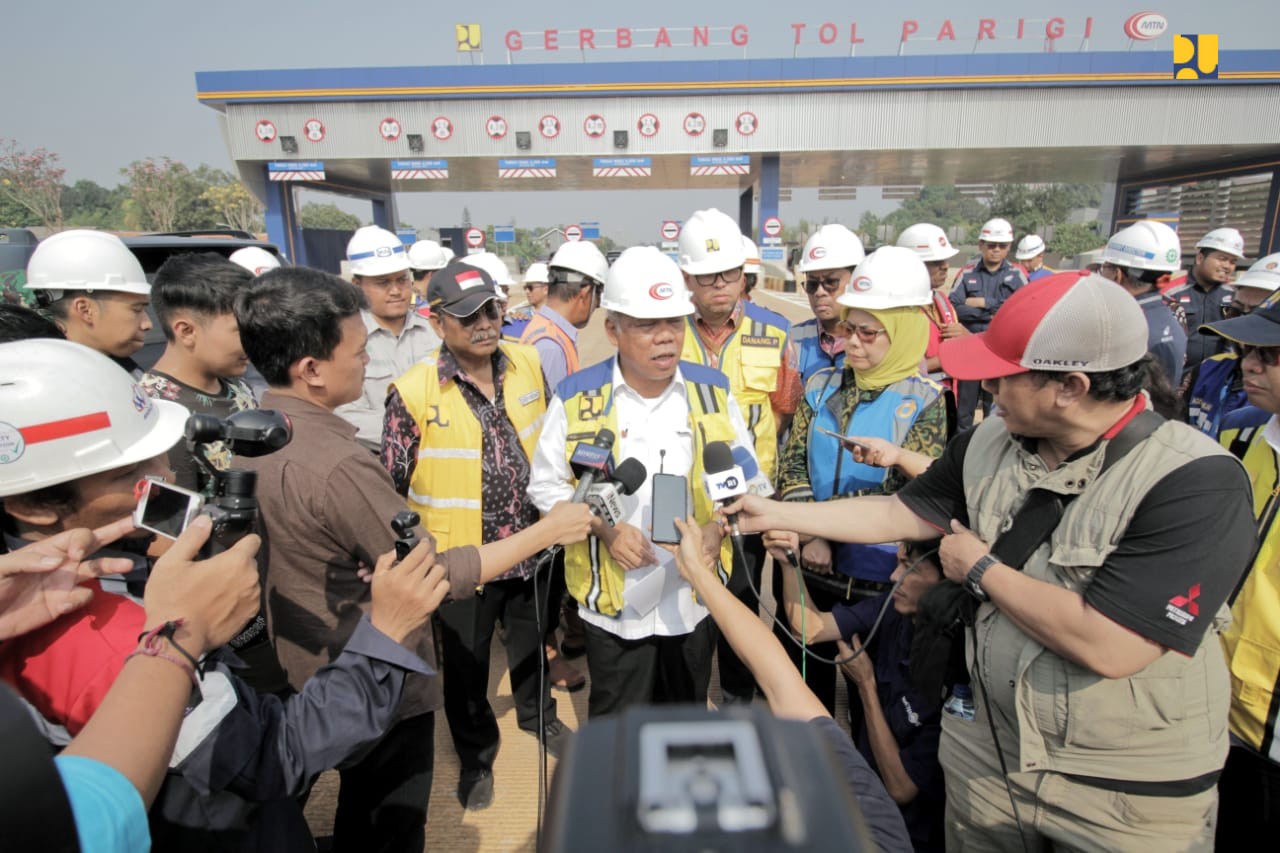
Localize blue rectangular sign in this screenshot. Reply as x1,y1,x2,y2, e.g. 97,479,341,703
499,158,556,169
390,159,447,170
761,247,786,261
592,157,652,168
493,226,516,244
269,160,324,171
690,155,750,167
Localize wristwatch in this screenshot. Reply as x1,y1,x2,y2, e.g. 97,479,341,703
964,554,998,602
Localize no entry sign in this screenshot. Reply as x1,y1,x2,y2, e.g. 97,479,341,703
661,220,681,241
465,227,485,248
565,224,583,242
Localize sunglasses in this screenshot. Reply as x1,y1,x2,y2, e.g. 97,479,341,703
523,283,547,292
362,273,412,289
450,301,502,326
1223,301,1258,319
843,323,889,344
1241,344,1280,367
804,275,845,295
693,268,744,287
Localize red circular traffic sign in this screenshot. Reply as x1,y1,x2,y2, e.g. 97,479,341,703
565,224,583,242
661,221,680,241
464,227,485,248
763,217,783,238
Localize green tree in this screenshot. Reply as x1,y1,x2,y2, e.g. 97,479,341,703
0,139,65,230
61,179,127,229
858,211,882,245
122,157,193,231
1048,222,1104,260
884,186,988,241
988,183,1104,238
299,202,361,231
200,171,263,233
462,206,473,227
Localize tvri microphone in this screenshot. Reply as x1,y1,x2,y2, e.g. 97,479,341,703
702,441,749,542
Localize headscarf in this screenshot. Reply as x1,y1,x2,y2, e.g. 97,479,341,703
841,304,930,391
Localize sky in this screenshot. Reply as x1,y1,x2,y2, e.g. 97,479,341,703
5,0,1265,243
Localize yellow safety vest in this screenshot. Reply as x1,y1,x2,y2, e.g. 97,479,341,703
391,343,546,551
681,301,788,481
1220,419,1280,761
559,358,738,617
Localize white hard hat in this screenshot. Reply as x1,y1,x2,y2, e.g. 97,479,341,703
797,224,865,272
1196,227,1246,260
1099,221,1182,273
1234,253,1280,293
346,225,409,277
678,208,747,275
1015,234,1046,261
742,236,762,276
523,262,550,284
228,246,281,276
25,230,150,297
978,218,1015,244
0,339,188,497
895,223,958,263
836,246,932,311
549,241,609,284
407,239,449,272
460,251,515,287
442,246,457,263
602,246,695,320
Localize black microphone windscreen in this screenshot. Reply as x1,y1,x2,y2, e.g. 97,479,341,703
611,458,648,495
702,440,735,475
596,428,616,451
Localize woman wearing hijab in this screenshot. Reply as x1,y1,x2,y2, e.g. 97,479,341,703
771,246,949,714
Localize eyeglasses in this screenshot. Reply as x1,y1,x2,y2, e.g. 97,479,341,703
361,273,412,289
1241,344,1280,367
804,275,845,295
692,267,744,287
450,301,502,326
981,243,1011,251
844,323,889,344
524,283,547,292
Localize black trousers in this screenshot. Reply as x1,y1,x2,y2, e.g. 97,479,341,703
333,710,434,853
716,533,765,704
436,570,557,772
955,379,991,431
582,616,716,719
1216,743,1280,845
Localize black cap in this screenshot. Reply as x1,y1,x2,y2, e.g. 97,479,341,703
1202,289,1280,347
427,261,499,317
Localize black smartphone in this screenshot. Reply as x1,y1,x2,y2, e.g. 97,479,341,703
815,426,871,451
649,473,688,545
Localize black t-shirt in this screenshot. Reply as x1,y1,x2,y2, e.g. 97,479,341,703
897,425,1255,655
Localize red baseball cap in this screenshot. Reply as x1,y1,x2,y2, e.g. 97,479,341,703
940,272,1148,380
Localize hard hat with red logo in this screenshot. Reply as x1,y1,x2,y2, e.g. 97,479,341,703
25,230,150,298
602,246,695,319
742,235,762,276
0,339,188,497
229,246,281,276
797,224,865,273
678,208,747,275
837,246,932,311
895,223,959,263
978,218,1015,244
1196,227,1246,260
346,226,409,277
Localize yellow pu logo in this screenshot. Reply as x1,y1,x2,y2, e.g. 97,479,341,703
1174,34,1218,79
578,394,605,422
456,24,482,52
705,238,720,252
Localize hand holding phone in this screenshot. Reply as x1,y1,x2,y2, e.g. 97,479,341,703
814,426,870,452
649,473,688,545
132,478,204,540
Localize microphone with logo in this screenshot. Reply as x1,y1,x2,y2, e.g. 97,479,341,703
702,441,749,551
584,458,647,527
569,428,616,503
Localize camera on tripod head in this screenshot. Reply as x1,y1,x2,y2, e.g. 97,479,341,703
133,409,291,559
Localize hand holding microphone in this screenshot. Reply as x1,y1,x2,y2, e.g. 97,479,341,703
584,458,647,527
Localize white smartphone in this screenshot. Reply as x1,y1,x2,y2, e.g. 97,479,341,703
132,477,204,540
814,427,871,452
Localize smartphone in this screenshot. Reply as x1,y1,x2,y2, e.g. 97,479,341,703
649,473,688,545
815,426,871,452
133,478,204,540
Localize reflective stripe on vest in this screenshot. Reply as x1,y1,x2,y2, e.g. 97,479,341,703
558,358,738,617
1189,353,1244,437
519,311,580,375
392,343,546,552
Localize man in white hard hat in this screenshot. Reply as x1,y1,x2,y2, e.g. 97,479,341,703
24,229,153,375
522,262,551,312
1167,226,1247,372
725,273,1254,851
1015,234,1054,282
407,238,449,317
793,225,865,383
1098,221,1189,386
228,246,282,276
950,217,1028,428
897,222,966,379
678,207,798,706
741,235,762,301
528,247,770,719
334,226,441,451
1185,253,1280,436
381,261,584,809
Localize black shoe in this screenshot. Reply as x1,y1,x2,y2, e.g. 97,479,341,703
457,769,494,811
524,718,573,759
